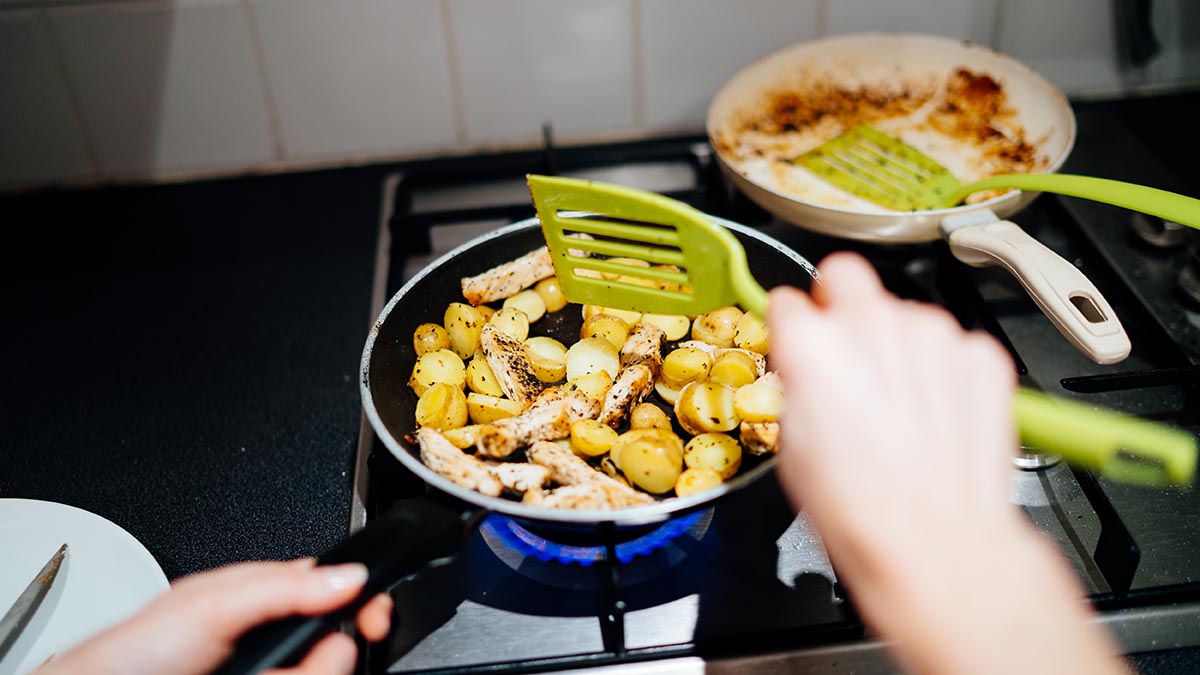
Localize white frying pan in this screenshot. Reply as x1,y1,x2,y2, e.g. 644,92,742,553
707,33,1130,364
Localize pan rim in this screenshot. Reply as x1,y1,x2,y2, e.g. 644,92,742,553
705,31,1077,222
359,215,816,525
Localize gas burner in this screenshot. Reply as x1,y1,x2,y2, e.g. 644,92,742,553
480,510,711,567
1130,212,1190,249
1013,447,1062,470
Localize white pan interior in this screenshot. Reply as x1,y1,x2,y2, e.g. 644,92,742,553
707,33,1076,242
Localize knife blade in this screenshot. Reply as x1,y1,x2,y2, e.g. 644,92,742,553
0,543,68,664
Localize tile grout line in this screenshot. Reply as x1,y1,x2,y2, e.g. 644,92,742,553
814,0,828,37
990,0,1006,49
631,0,645,130
241,0,285,161
441,0,468,148
39,8,102,178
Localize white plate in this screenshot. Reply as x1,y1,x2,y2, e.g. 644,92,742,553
0,499,169,675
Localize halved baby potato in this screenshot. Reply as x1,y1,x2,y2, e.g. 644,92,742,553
524,336,568,383
466,392,526,424
409,349,466,396
565,337,620,382
415,383,469,431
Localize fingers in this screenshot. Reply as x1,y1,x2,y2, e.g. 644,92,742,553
356,594,394,642
168,560,369,643
811,252,888,309
265,632,357,675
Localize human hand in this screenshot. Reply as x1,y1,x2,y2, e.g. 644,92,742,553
35,559,393,675
768,252,1122,675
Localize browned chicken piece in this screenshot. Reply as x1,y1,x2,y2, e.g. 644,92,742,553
597,363,655,429
740,421,780,456
417,427,503,497
677,341,766,377
522,480,655,510
620,323,667,374
480,323,543,404
484,461,551,495
527,440,614,487
460,246,556,306
476,388,601,458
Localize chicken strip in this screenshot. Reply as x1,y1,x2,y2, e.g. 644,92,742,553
476,388,600,458
460,246,556,306
740,421,780,456
417,427,503,497
523,480,654,510
620,323,667,374
527,440,615,487
484,461,551,495
480,323,543,404
597,363,655,429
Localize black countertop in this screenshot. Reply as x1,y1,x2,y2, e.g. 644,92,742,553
1,167,383,579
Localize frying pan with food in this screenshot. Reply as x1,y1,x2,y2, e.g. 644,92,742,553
707,33,1130,365
212,216,816,675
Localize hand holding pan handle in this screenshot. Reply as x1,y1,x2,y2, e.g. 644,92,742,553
940,209,1131,365
211,499,481,675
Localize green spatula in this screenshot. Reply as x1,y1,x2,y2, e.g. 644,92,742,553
794,124,1200,222
526,173,1197,487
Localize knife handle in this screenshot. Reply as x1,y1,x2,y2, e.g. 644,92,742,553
210,498,479,675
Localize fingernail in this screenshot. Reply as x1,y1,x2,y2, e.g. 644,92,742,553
320,563,368,592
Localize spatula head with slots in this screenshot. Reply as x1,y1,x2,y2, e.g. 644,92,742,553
793,124,965,211
526,174,768,317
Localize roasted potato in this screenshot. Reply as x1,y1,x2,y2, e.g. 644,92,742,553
641,313,691,341
580,313,631,350
683,432,742,479
444,303,485,358
409,349,466,396
733,312,768,354
490,306,530,342
734,380,784,423
674,467,723,497
566,370,615,401
533,277,568,313
674,381,739,435
612,428,685,494
569,419,620,457
629,402,672,430
708,350,758,389
503,290,547,323
466,353,505,396
415,383,469,430
441,424,486,449
466,392,526,424
583,304,642,328
565,337,620,382
660,347,712,388
413,322,451,357
691,306,743,348
523,336,568,383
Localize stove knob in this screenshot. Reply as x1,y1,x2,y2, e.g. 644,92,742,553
1130,212,1190,249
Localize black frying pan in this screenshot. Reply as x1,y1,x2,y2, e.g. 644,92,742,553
214,216,816,674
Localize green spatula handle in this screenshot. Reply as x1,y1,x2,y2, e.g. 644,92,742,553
1014,388,1196,487
955,174,1200,228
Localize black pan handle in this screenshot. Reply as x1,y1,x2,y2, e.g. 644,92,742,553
210,498,482,675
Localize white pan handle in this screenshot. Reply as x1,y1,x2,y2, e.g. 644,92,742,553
941,212,1130,365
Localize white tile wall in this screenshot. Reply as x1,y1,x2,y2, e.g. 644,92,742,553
448,0,635,145
250,0,457,160
996,0,1123,95
0,11,94,186
639,0,819,131
825,0,999,46
49,0,273,178
2,0,1197,188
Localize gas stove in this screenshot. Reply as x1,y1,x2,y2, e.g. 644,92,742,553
351,104,1200,674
